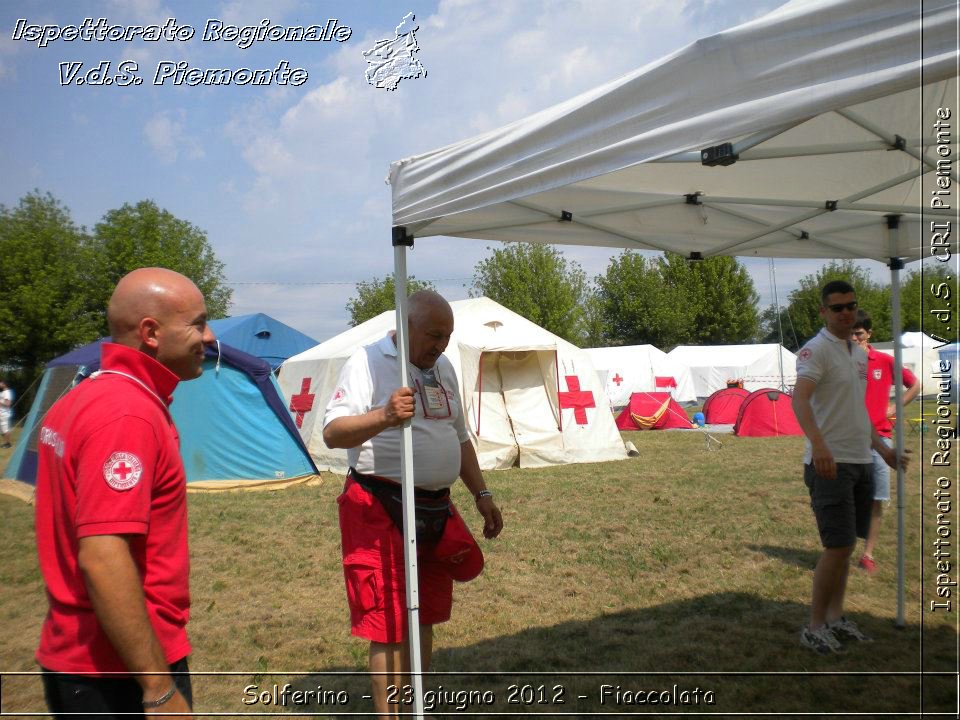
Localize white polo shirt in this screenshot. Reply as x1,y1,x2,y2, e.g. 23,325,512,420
323,334,469,490
795,327,872,464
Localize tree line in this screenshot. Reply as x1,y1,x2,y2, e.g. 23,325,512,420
347,243,948,351
2,189,948,414
1,192,231,407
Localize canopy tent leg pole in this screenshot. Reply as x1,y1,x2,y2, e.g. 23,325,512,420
392,226,425,718
886,215,906,629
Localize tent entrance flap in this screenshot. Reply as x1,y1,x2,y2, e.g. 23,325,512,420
469,350,562,469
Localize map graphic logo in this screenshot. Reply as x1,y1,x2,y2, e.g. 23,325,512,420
363,12,426,90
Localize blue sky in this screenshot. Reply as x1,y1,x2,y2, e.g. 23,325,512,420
1,0,902,342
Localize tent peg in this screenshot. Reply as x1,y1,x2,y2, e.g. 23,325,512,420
700,142,738,166
392,225,414,247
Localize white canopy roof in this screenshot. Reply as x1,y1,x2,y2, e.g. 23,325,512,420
389,0,956,263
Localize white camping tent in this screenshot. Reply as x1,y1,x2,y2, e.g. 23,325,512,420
873,331,952,397
584,345,697,406
667,344,798,398
278,297,627,473
382,0,956,696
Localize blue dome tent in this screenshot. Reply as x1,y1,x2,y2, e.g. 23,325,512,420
3,340,319,497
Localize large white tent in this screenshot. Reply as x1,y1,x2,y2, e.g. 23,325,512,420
278,297,627,473
667,343,797,398
381,0,956,701
584,344,697,405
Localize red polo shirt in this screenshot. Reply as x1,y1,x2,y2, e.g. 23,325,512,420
865,346,917,438
35,343,191,674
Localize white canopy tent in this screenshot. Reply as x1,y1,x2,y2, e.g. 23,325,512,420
584,344,697,405
382,0,957,709
667,343,798,398
279,297,627,472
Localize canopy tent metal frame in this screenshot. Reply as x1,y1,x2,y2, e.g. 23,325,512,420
382,1,957,715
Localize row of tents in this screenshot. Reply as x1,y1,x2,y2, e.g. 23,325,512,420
4,301,956,496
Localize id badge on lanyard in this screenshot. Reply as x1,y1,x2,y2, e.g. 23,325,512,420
416,368,451,420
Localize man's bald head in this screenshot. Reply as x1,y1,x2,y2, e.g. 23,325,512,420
408,290,452,328
106,268,215,380
107,268,203,345
406,290,453,370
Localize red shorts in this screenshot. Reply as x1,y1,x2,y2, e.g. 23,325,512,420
337,478,453,643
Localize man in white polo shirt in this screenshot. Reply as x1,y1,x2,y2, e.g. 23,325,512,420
323,290,503,717
792,280,906,655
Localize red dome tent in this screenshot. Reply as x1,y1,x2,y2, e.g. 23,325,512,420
733,389,803,437
615,392,692,431
702,387,750,424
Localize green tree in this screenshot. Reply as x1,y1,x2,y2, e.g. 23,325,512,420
0,192,101,400
346,274,436,327
580,292,607,348
470,243,588,344
901,263,955,339
90,200,232,333
780,260,891,346
594,251,693,348
758,303,802,349
657,253,759,344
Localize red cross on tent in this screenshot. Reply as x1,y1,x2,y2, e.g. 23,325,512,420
289,378,316,428
612,373,624,386
558,375,595,425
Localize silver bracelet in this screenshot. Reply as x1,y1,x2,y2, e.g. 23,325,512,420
475,490,493,501
142,684,177,708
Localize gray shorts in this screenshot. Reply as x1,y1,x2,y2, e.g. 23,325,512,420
870,437,893,502
804,462,873,548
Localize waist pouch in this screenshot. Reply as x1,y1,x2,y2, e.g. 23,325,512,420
349,468,450,545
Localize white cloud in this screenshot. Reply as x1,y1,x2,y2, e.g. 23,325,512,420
143,110,205,163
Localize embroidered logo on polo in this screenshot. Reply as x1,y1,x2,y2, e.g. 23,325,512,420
798,348,812,362
872,369,882,380
103,452,143,491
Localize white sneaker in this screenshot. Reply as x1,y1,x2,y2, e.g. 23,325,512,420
828,616,873,643
800,625,845,654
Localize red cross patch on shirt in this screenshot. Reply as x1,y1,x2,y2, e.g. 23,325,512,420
102,451,143,491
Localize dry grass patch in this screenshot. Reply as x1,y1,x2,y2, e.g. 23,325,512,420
0,426,955,716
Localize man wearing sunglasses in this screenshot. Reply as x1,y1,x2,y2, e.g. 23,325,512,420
850,310,919,574
792,280,908,655
323,290,503,718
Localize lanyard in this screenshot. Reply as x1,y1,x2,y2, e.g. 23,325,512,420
90,369,171,418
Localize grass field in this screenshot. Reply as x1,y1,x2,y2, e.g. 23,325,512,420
1,423,956,717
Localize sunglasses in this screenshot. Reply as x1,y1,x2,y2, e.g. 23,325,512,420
826,301,858,312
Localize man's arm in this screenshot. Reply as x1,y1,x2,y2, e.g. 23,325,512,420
78,535,191,717
887,378,922,417
457,440,503,539
870,428,911,471
323,387,415,449
792,377,836,480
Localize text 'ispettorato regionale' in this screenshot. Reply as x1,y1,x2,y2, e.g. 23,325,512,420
11,18,354,87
